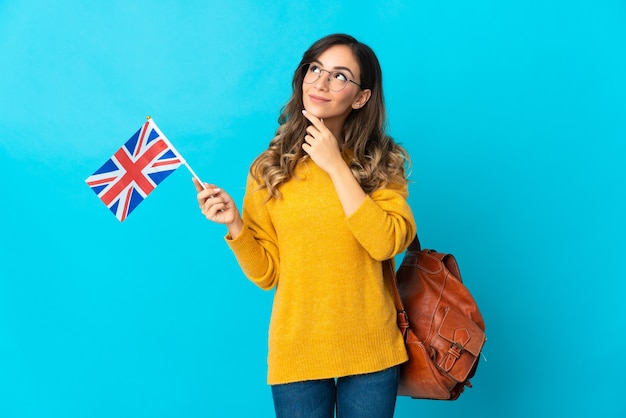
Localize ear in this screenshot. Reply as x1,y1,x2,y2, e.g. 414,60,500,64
352,89,372,109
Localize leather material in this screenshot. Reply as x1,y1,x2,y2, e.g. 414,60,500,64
385,236,486,400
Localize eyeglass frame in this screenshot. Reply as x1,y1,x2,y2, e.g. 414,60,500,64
301,63,362,91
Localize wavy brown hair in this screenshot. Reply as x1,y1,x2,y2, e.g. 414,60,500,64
251,33,410,199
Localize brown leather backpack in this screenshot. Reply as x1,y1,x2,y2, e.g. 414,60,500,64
385,236,486,400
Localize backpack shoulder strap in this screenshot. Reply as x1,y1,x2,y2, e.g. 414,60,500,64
384,235,420,337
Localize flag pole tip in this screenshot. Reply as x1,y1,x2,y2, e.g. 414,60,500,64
146,115,151,120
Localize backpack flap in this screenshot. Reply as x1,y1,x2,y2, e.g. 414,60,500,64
436,307,486,382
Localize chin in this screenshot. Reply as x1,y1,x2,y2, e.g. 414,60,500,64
303,104,326,119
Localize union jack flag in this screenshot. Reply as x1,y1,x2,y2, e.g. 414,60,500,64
86,119,183,222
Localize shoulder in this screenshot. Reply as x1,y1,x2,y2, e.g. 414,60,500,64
370,182,410,201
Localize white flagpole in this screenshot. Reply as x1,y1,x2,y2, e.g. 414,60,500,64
147,116,207,190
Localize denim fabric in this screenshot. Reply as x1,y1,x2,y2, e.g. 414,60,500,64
271,366,399,418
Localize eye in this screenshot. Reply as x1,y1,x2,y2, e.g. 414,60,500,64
331,71,348,82
309,64,321,74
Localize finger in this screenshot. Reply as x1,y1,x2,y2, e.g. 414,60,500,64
193,177,208,191
205,200,230,220
196,183,222,202
305,125,320,138
203,193,231,210
302,109,326,131
204,199,224,214
192,177,204,192
303,133,315,147
193,177,217,194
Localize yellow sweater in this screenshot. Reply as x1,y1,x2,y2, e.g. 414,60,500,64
226,159,416,385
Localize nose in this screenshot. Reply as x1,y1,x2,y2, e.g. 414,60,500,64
313,70,330,90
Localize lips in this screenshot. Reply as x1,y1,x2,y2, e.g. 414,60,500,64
308,94,330,104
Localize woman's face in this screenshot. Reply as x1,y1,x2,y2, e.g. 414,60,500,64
302,45,370,133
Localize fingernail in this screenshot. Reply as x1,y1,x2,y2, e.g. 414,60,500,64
214,188,221,193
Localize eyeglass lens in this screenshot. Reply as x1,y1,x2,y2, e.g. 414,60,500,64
303,65,350,92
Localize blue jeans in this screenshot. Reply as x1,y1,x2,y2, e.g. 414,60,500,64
271,366,399,418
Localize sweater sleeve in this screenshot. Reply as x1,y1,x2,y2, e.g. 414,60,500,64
225,175,280,290
345,183,416,261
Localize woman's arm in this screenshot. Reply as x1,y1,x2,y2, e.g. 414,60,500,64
194,176,280,290
301,110,366,217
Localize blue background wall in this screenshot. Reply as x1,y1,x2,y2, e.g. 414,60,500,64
1,1,624,417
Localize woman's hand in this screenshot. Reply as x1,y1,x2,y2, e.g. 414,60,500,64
193,178,243,238
301,110,345,176
301,110,366,216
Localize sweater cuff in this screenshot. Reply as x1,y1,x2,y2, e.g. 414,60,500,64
346,197,386,246
224,223,277,290
224,222,256,256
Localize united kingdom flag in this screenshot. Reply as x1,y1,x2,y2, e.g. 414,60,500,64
86,118,183,222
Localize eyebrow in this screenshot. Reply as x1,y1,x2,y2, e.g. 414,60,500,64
311,59,356,78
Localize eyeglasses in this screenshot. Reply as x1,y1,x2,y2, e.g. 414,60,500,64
302,63,362,92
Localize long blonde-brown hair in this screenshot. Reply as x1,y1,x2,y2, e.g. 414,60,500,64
251,34,410,199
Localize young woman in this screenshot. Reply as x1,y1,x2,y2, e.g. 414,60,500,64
194,34,416,418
